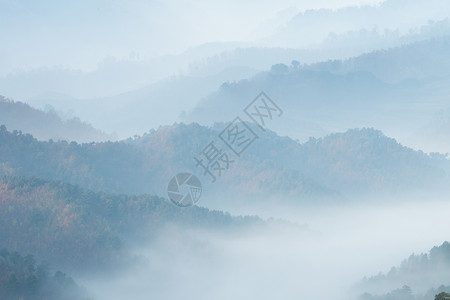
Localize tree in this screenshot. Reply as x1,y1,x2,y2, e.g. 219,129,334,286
435,292,450,300
291,60,300,68
270,63,289,74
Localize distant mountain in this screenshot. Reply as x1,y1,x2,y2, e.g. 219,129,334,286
11,31,450,140
25,35,450,140
0,42,247,101
265,0,450,49
187,36,450,150
356,241,450,300
406,110,450,154
33,65,260,138
0,95,112,143
306,35,450,83
315,18,450,61
3,0,450,142
187,67,391,130
0,124,447,206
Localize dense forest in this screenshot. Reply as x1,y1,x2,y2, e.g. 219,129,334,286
359,285,450,300
0,175,260,272
3,1,450,300
0,124,448,203
357,242,450,300
0,249,87,300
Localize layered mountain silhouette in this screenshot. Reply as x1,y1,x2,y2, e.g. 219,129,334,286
0,95,112,143
0,123,447,204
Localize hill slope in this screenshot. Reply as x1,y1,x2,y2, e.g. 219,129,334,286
356,241,450,300
0,95,112,143
186,36,450,147
0,124,448,203
0,176,258,272
0,248,86,300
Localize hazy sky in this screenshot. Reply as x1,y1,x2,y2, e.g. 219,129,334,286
0,0,384,75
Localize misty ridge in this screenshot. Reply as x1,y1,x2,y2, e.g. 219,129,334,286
0,96,113,143
2,0,450,300
187,36,450,150
10,33,450,145
1,123,449,202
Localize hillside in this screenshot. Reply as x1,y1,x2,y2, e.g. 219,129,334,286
186,36,450,148
359,285,450,300
356,241,450,300
134,124,450,195
0,124,448,203
0,249,86,300
0,124,333,202
0,176,259,272
294,128,449,192
307,35,450,83
0,95,112,143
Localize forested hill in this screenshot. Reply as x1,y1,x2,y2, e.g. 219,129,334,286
0,249,87,300
186,36,450,149
0,176,259,272
0,124,448,201
0,95,111,143
0,123,332,201
292,128,449,191
356,241,450,300
133,125,450,194
306,36,450,83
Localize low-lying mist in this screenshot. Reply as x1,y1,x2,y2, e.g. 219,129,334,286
79,195,450,300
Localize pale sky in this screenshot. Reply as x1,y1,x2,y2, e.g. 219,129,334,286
0,0,385,75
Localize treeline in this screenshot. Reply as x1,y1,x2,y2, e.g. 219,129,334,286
357,242,450,300
293,128,449,191
0,175,260,272
359,285,450,300
364,241,450,285
0,123,333,200
0,124,148,194
1,124,448,201
0,249,87,300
